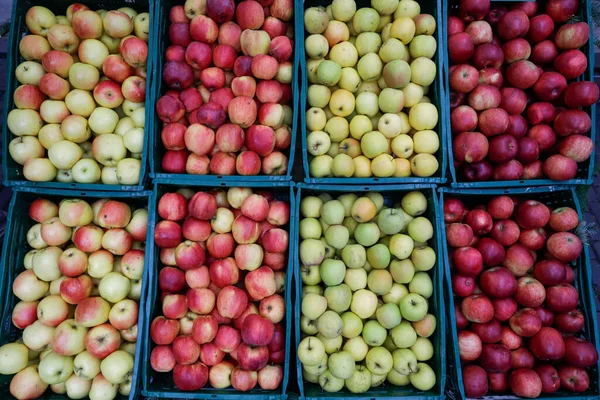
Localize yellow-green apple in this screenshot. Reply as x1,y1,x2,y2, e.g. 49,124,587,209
23,320,54,350
60,115,91,143
64,89,95,117
47,24,80,54
38,351,74,384
89,374,118,400
65,374,92,399
78,39,109,68
32,246,62,281
0,343,28,374
38,124,64,149
100,350,134,384
103,11,133,38
13,269,48,301
16,61,45,85
116,157,141,184
68,62,100,90
8,136,44,165
26,6,57,36
240,29,271,56
85,323,121,359
121,75,146,102
133,12,150,40
73,351,101,380
40,217,71,245
26,223,48,249
8,109,43,136
98,271,131,302
126,208,148,241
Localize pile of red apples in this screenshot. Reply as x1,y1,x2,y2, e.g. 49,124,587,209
157,0,294,176
150,187,290,391
0,197,147,400
448,0,598,182
445,194,598,398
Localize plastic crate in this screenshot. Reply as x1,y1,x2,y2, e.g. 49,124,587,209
293,183,446,400
148,1,298,183
438,186,600,399
0,186,153,400
1,0,155,191
141,179,296,399
297,0,449,185
444,0,596,188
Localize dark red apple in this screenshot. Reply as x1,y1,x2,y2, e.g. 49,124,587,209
506,115,528,138
509,369,542,398
465,210,493,236
497,10,530,40
564,336,599,367
476,238,505,267
554,49,587,79
535,364,561,394
472,318,503,343
564,265,575,284
516,137,539,165
533,259,566,286
558,365,590,393
488,134,518,163
546,0,579,23
527,124,556,152
527,102,556,125
511,347,535,369
445,198,466,223
463,161,493,181
554,310,584,333
492,160,524,181
453,275,476,297
479,344,511,373
449,33,475,63
500,87,528,115
488,372,507,393
528,14,555,42
493,297,518,321
564,81,599,109
535,306,555,327
448,16,466,35
486,4,507,25
509,308,542,337
462,365,489,398
530,327,566,360
553,109,592,136
453,246,483,277
547,232,582,262
510,1,537,17
462,294,495,323
506,60,541,89
450,91,467,109
479,108,509,137
459,0,491,22
545,283,579,313
487,196,513,219
531,40,559,64
472,43,504,69
533,72,567,102
491,219,520,247
515,276,546,308
479,268,517,298
455,302,469,329
515,200,550,230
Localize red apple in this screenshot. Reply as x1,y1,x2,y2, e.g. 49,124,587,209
480,267,517,298
478,68,503,87
472,43,504,69
506,115,528,138
509,369,542,398
479,108,509,137
501,326,522,349
511,347,535,369
448,33,474,63
476,238,505,267
559,135,594,163
480,344,511,373
453,131,489,163
453,247,483,277
497,10,530,40
515,200,550,230
487,196,513,219
489,134,518,163
444,198,466,223
511,308,543,338
472,318,502,343
530,327,566,360
503,243,534,277
502,38,531,63
536,306,555,326
558,365,590,393
563,336,599,367
493,298,518,322
535,364,561,394
547,232,582,262
446,223,474,248
462,365,489,398
554,49,587,79
450,64,479,93
499,87,527,116
173,362,209,391
533,259,566,286
453,275,475,297
458,330,482,361
491,219,520,247
531,40,559,64
533,72,567,102
528,14,555,42
462,294,494,323
505,60,541,89
555,21,590,51
554,310,585,333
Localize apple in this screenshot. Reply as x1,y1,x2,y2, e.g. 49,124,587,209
559,365,590,393
479,343,511,373
509,369,542,398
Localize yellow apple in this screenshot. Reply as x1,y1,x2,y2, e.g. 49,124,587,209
353,156,372,177
409,103,438,131
411,154,438,177
413,130,439,154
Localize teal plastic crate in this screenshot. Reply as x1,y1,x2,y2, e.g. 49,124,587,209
438,186,600,399
1,0,155,191
444,0,596,188
0,186,153,400
148,1,298,183
293,183,446,400
297,0,449,184
142,179,296,399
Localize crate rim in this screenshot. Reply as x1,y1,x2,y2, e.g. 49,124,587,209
293,184,447,400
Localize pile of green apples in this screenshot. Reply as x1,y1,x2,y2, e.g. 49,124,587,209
304,0,440,178
297,190,437,393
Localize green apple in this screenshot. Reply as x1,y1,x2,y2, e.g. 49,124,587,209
409,35,437,59
345,365,371,393
378,113,403,138
301,316,319,335
378,236,391,247
350,289,378,319
303,370,320,383
412,246,436,271
302,293,328,320
392,348,417,375
326,117,350,142
343,336,369,362
321,238,336,259
365,347,393,375
298,336,326,366
355,32,382,56
407,217,433,243
399,293,428,321
401,191,427,216
303,353,328,375
324,284,352,313
409,272,433,298
301,196,323,218
363,260,373,273
412,314,436,338
317,333,343,354
300,218,322,239
307,130,331,156
308,85,331,108
317,311,343,339
376,303,402,329
307,58,324,84
410,57,436,86
319,370,344,392
411,337,433,361
365,192,384,211
357,53,383,82
339,67,362,93
305,34,329,60
389,233,414,260
330,42,358,68
341,312,363,338
328,351,355,379
325,225,350,249
379,38,409,63
372,0,399,15
338,194,358,216
300,239,326,266
383,334,397,352
378,88,405,114
319,217,330,234
342,216,358,236
389,321,417,348
355,91,379,117
310,155,333,177
354,223,380,247
350,115,373,140
371,371,387,387
303,285,323,296
331,0,356,22
304,6,329,34
352,8,380,34
301,265,322,285
321,200,345,225
366,244,390,269
360,131,388,160
391,134,414,158
344,268,367,291
367,269,393,295
317,60,343,86
390,259,414,284
409,363,436,391
377,208,407,235
341,244,366,269
320,259,346,286
387,368,411,386
362,320,387,346
382,283,409,304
